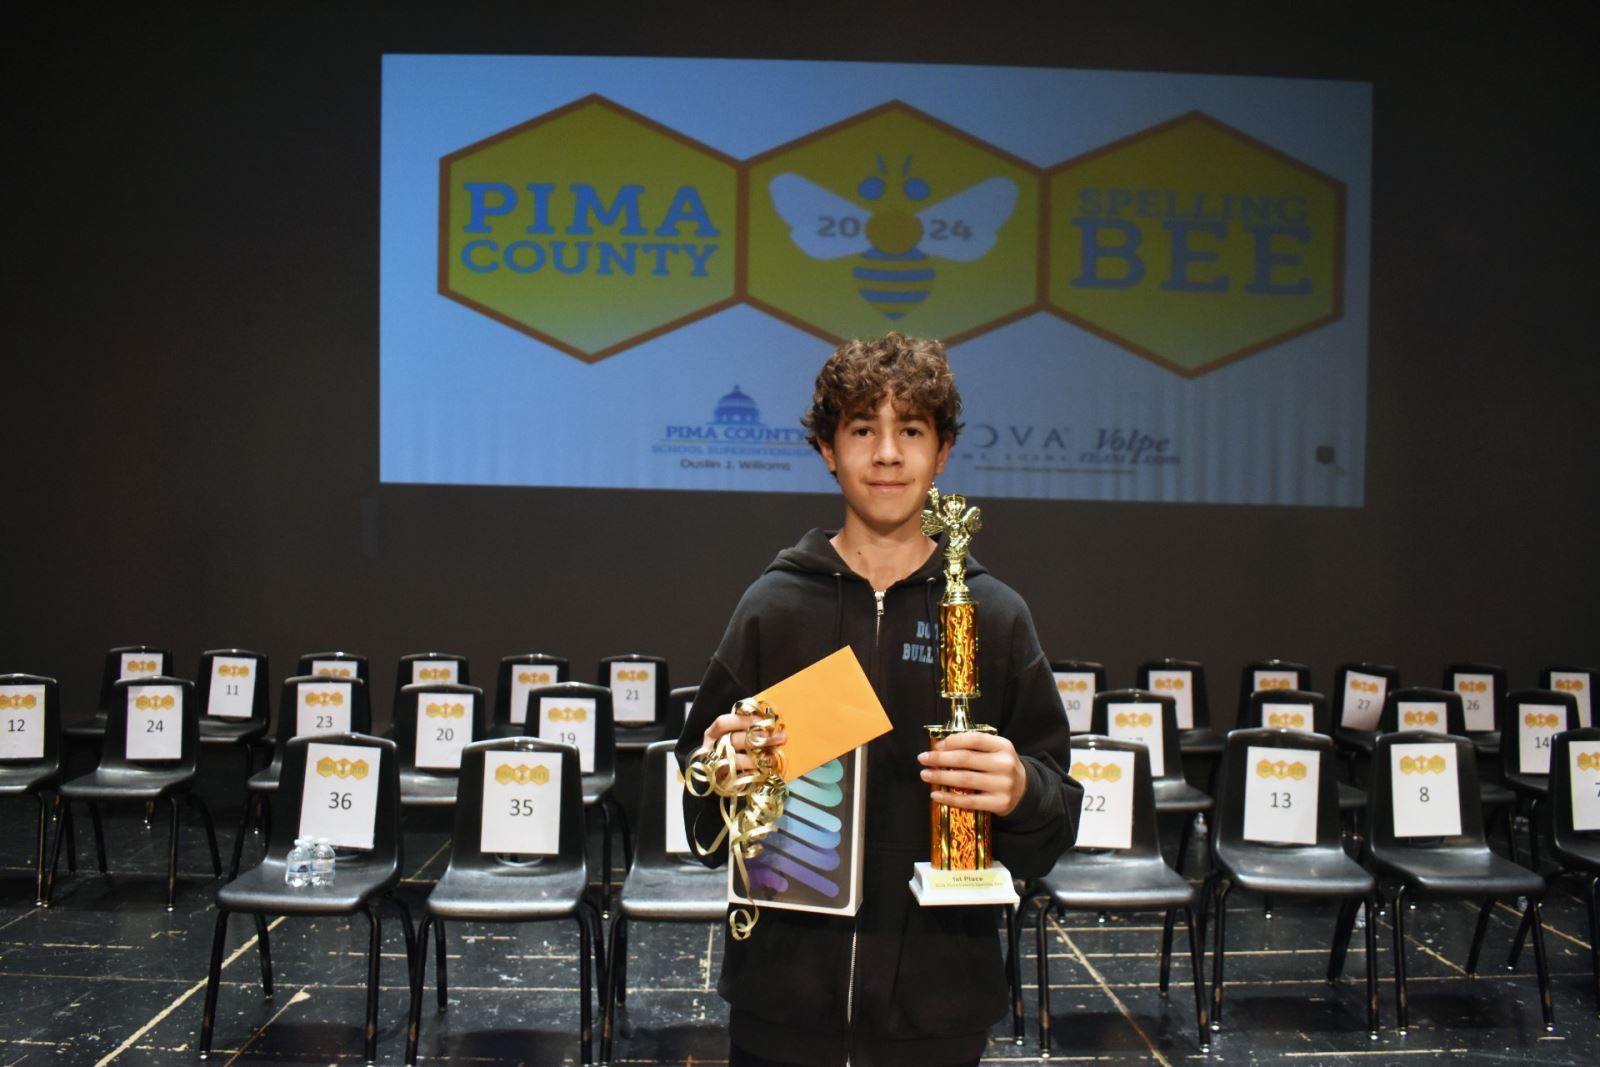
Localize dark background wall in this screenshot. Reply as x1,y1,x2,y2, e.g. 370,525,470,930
7,2,1597,730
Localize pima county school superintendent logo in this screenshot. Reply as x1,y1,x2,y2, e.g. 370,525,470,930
654,386,809,472
439,95,741,363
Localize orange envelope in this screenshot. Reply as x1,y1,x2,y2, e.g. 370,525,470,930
755,646,892,780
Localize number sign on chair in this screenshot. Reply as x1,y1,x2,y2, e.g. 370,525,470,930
1339,670,1388,731
1453,672,1498,732
1389,741,1462,838
1547,671,1593,727
416,693,473,770
610,661,657,726
540,695,597,772
510,665,561,725
120,652,164,680
1069,747,1136,850
0,683,46,760
480,750,563,855
1054,671,1095,734
664,758,692,855
299,741,382,849
126,685,184,760
1260,702,1315,734
1252,669,1300,694
1571,742,1600,832
412,659,459,685
1517,704,1567,775
1106,701,1164,776
297,681,353,737
1396,699,1449,735
207,656,257,720
1242,745,1319,844
1145,669,1194,729
309,659,358,680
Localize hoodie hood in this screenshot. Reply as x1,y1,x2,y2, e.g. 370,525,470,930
766,527,991,584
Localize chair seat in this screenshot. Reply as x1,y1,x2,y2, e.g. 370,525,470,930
218,856,399,914
0,765,60,794
1040,851,1196,910
1177,728,1224,757
581,772,617,806
1503,771,1549,800
1470,733,1501,756
1334,727,1378,756
618,861,729,921
199,719,269,744
425,861,589,920
1338,781,1368,811
64,715,109,740
1479,780,1516,808
398,768,461,806
615,724,672,753
1152,778,1212,813
1550,836,1600,874
1214,842,1373,896
61,765,195,800
248,762,282,792
1369,845,1545,897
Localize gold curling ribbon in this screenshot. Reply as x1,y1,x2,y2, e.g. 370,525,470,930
682,698,786,941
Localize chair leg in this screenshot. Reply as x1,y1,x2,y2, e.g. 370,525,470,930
32,794,48,906
434,916,448,1010
253,914,274,997
63,798,77,873
228,792,255,881
1182,906,1208,1050
1005,900,1024,1044
1585,875,1600,1018
1328,896,1359,982
597,803,613,917
1391,884,1410,1034
362,905,382,1065
191,793,221,877
407,915,432,1066
577,905,594,1065
165,794,182,911
1508,902,1535,970
1034,899,1053,1055
1528,799,1543,875
198,909,231,1059
1175,813,1196,876
89,800,108,873
44,798,69,906
1465,897,1495,975
1159,907,1176,993
1525,897,1556,1032
614,907,629,1006
1362,896,1379,1038
1209,879,1231,1033
602,911,627,1066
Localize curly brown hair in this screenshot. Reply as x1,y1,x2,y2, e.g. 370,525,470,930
802,332,964,452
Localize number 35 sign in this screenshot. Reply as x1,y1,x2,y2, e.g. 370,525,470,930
300,742,382,850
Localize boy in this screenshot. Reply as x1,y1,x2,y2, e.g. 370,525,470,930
678,332,1079,1067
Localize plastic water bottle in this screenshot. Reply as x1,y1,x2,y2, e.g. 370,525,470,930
310,838,336,887
286,837,314,888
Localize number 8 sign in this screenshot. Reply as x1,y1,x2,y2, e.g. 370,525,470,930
300,742,382,849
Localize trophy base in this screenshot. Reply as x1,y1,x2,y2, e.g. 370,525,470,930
909,861,1019,907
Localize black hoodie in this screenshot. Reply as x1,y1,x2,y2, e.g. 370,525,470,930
679,528,1080,1066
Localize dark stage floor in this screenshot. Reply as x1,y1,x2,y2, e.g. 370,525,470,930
1,766,1595,1066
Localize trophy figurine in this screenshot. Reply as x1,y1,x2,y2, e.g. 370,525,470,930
912,486,1018,905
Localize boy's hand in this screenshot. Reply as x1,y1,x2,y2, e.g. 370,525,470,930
918,732,1028,817
701,707,786,777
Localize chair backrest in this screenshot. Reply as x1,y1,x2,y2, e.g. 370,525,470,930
1379,686,1464,738
1238,659,1311,720
393,681,486,774
1501,688,1580,778
0,673,63,773
664,686,697,746
599,653,671,731
492,653,570,730
98,645,172,711
1369,730,1485,852
1444,662,1507,734
1135,659,1209,731
1090,688,1180,782
195,648,270,724
394,653,470,725
447,737,586,873
1540,666,1597,728
1332,662,1400,733
1549,726,1600,857
296,651,370,686
268,675,374,770
634,738,700,866
1213,727,1343,851
1067,734,1162,859
522,681,616,777
269,732,400,871
1242,688,1330,737
1050,660,1106,735
101,675,198,772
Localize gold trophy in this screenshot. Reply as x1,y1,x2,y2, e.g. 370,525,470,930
911,486,1018,906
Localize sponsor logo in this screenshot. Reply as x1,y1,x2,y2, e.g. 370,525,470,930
654,385,809,471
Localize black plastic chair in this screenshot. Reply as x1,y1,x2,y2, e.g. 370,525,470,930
1364,730,1553,1034
1035,735,1208,1053
1136,659,1224,772
600,653,675,753
1445,662,1508,758
0,674,73,904
1540,666,1597,728
406,737,601,1065
1203,727,1378,1037
195,648,271,778
1237,659,1312,721
1330,661,1401,764
47,675,220,910
1241,688,1367,830
489,653,569,738
522,681,632,910
1382,686,1517,859
1090,689,1212,873
602,739,728,1064
230,674,374,878
1501,688,1581,873
296,650,369,684
1510,726,1600,1015
1050,659,1106,735
393,681,486,807
199,732,415,1064
63,644,172,756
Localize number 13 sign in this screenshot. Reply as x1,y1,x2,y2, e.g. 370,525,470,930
1242,745,1319,845
299,742,382,850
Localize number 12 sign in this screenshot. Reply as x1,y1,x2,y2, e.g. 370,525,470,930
300,742,382,850
0,684,46,761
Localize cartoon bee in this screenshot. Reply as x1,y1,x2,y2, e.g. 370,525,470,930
769,155,1018,320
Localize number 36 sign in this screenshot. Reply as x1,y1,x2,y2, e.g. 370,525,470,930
299,742,382,850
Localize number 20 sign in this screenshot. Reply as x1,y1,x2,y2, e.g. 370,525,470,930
300,742,382,850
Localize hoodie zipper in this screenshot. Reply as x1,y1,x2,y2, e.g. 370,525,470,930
843,588,887,1065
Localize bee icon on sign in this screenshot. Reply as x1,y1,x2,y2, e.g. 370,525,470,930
769,156,1017,321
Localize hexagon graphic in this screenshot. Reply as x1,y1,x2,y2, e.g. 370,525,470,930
1046,111,1344,377
438,95,741,362
745,102,1041,345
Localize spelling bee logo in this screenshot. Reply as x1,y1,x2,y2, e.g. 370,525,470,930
517,670,555,686
303,690,345,707
1255,759,1308,780
316,756,369,780
0,693,39,710
425,702,467,719
1114,710,1155,729
1267,710,1307,729
439,95,740,363
416,666,455,682
1402,708,1441,727
1398,753,1448,775
546,706,589,723
494,763,551,786
1070,761,1123,782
